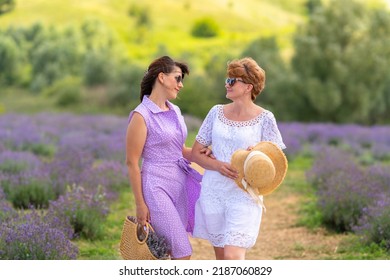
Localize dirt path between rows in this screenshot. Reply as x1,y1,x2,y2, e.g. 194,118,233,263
189,185,345,260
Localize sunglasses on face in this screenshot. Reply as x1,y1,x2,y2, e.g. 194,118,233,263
174,75,183,84
225,78,246,87
163,73,183,84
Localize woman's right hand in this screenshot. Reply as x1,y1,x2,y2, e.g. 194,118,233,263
136,202,150,226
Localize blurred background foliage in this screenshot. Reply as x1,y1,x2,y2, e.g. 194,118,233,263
0,0,390,124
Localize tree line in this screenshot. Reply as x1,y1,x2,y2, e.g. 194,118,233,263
1,0,390,124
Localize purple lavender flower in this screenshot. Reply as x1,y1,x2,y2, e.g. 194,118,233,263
353,195,390,250
0,209,78,260
0,151,53,208
47,185,109,240
4,112,389,252
307,145,390,234
0,151,42,174
45,146,94,197
81,160,128,192
0,188,17,222
306,146,359,188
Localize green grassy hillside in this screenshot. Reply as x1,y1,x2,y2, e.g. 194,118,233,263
0,0,308,64
1,0,388,65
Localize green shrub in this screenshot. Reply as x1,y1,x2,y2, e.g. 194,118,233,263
0,159,29,174
43,76,82,107
128,4,152,27
107,63,144,108
23,143,56,157
107,84,132,108
30,74,49,93
30,39,82,91
83,50,112,86
191,17,219,38
0,0,15,15
0,36,22,85
9,179,55,209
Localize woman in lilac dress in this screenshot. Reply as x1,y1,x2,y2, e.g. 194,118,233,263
125,56,207,260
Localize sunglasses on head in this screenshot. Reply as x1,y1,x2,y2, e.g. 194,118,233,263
225,78,246,87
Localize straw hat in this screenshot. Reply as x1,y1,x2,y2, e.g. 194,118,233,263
231,141,288,196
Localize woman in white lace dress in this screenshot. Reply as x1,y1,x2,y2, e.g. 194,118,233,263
191,57,286,260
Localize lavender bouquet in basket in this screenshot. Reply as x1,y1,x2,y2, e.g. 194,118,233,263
128,216,170,260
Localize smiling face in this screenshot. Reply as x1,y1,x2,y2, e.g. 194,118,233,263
225,57,265,101
225,76,252,101
161,66,184,100
140,56,189,102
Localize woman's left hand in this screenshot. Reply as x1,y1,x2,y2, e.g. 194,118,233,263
217,162,238,179
200,147,216,159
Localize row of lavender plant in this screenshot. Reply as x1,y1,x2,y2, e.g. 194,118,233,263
280,122,390,251
279,122,390,162
306,146,390,250
0,113,129,259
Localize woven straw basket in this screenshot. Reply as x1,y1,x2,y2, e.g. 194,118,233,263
119,216,157,260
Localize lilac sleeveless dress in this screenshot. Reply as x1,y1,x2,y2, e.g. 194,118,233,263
128,96,201,259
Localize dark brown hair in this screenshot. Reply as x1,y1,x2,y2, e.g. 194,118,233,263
227,57,266,101
140,56,190,101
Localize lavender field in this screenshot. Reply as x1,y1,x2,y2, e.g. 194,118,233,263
1,113,390,259
0,113,128,259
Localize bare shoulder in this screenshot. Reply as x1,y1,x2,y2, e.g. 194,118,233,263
128,112,146,130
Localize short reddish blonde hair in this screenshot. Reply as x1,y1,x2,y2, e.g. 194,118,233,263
227,57,266,101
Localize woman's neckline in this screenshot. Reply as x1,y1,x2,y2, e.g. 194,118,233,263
221,104,266,123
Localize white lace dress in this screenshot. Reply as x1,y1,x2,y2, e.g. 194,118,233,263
193,104,286,248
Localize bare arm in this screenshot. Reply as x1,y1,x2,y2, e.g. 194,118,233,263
125,112,149,225
183,141,215,162
191,140,238,180
182,145,192,161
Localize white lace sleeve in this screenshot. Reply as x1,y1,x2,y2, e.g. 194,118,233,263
262,111,286,149
195,105,219,146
